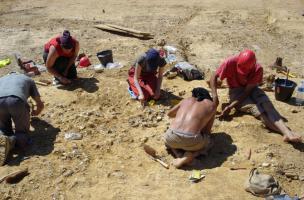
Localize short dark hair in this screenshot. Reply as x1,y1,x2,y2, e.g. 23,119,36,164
192,87,212,102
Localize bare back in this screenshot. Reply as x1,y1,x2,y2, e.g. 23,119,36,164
169,97,216,135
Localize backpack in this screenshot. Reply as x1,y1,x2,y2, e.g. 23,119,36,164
245,168,281,197
174,62,204,81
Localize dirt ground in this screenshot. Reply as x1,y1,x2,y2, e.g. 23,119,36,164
1,0,304,199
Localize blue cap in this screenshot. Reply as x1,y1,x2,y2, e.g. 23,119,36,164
146,48,160,70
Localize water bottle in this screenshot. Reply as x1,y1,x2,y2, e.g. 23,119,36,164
296,81,304,106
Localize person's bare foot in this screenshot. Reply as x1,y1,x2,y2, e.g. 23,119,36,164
171,152,193,168
283,134,302,143
172,157,191,168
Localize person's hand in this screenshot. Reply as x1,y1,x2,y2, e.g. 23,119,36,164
31,109,40,116
58,76,71,85
31,101,44,116
219,106,231,118
138,94,145,107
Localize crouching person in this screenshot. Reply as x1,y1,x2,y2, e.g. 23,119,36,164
43,30,79,85
0,73,44,165
164,87,216,168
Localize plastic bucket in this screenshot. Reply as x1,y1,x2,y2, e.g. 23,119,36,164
96,50,113,66
274,78,297,101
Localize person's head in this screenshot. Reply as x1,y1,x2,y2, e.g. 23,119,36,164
60,30,74,53
192,87,212,102
237,49,256,76
146,48,160,70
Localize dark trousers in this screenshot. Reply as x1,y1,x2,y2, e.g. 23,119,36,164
43,52,77,79
0,96,30,147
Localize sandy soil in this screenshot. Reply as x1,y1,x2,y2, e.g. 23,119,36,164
0,0,304,199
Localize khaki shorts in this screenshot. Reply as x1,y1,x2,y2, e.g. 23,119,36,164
229,87,270,117
163,128,210,151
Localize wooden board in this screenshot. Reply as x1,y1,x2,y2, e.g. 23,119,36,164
94,24,154,39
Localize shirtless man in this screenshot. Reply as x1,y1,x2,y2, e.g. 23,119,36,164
164,87,216,168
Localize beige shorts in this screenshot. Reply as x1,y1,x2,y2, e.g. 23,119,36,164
229,87,270,117
163,128,210,151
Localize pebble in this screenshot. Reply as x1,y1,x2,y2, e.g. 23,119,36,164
109,171,126,179
285,172,298,180
299,175,304,181
141,137,149,143
266,152,274,159
178,91,186,96
262,162,270,167
63,169,74,177
64,132,83,140
156,116,162,122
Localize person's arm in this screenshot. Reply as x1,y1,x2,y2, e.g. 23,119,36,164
202,113,216,135
210,72,219,107
167,102,181,118
154,67,165,99
64,41,79,77
29,80,44,116
31,96,44,116
220,84,256,117
46,46,70,84
134,63,145,101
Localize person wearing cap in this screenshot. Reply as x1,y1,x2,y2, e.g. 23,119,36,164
0,72,44,165
210,50,302,143
164,87,216,168
128,48,167,103
43,30,79,85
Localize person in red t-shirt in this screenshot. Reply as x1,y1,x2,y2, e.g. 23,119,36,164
210,50,302,143
43,30,79,85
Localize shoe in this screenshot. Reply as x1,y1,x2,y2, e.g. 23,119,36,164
0,134,10,166
52,78,60,86
128,87,138,100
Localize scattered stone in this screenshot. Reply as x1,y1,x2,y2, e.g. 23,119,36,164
262,162,270,167
291,110,299,113
156,116,162,122
178,90,186,96
69,180,79,189
64,132,83,140
109,170,126,179
299,174,304,181
71,144,78,151
63,169,74,177
266,152,274,159
156,38,166,46
285,172,298,180
55,178,64,184
141,137,149,143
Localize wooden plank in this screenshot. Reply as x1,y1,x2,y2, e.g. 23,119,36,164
105,23,153,36
94,24,154,39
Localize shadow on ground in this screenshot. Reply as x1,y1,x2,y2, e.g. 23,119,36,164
178,132,237,170
291,142,304,152
7,117,60,166
57,77,99,93
156,90,183,107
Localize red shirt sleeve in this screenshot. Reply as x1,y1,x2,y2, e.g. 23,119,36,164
216,59,229,80
247,64,263,85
